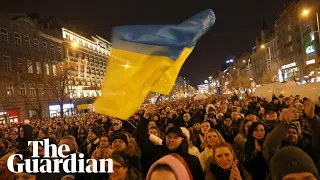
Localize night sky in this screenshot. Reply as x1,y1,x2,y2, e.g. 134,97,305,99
2,0,283,86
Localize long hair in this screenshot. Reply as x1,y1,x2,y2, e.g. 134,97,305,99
238,120,252,138
204,129,225,148
244,122,265,155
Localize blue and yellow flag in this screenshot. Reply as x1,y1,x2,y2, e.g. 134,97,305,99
94,9,215,119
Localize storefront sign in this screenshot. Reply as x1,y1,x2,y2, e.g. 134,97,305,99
306,59,315,65
282,62,296,69
306,45,315,54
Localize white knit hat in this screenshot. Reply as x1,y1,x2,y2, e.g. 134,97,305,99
180,127,190,140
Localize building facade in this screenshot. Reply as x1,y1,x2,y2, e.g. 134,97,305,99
0,12,111,123
61,28,111,114
0,12,64,122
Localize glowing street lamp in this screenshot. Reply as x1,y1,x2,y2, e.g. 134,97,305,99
302,9,309,16
261,45,265,48
72,42,78,47
243,60,246,63
301,9,320,44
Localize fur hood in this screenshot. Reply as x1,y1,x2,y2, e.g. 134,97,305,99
206,104,217,114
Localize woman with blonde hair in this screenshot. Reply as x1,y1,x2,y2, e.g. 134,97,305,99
205,142,252,180
199,129,225,172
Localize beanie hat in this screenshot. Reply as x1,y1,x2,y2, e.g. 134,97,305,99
191,118,201,125
265,103,276,114
270,146,319,180
180,127,190,140
89,127,98,136
166,126,185,138
112,119,123,127
216,113,224,119
112,133,128,145
146,153,193,180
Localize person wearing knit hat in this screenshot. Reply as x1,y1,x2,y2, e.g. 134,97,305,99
112,119,123,129
112,133,129,152
83,127,100,159
270,146,319,180
180,127,200,158
146,153,193,180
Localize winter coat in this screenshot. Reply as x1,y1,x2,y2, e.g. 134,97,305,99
199,147,213,173
234,134,246,157
136,117,205,179
263,115,320,165
241,149,269,180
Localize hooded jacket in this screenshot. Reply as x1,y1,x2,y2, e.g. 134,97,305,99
136,117,205,180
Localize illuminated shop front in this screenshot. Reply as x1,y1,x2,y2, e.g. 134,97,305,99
281,62,299,81
49,103,74,117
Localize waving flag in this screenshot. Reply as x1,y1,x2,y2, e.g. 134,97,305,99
94,9,215,119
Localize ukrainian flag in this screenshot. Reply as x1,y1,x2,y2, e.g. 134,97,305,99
94,9,215,119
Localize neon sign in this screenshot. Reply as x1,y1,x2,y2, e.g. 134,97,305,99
306,45,315,54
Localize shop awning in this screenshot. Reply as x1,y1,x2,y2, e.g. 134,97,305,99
77,104,89,110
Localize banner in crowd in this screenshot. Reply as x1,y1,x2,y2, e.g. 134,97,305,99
255,82,320,102
94,9,216,119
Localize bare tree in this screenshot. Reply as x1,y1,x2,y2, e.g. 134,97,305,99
47,61,77,117
227,76,251,91
261,69,277,84
13,62,47,119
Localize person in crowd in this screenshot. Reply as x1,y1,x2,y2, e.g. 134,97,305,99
16,124,33,151
91,135,110,158
220,114,237,144
264,103,279,133
188,118,201,144
194,121,211,152
112,133,142,173
231,111,242,131
182,113,193,128
180,127,201,158
264,99,320,165
136,105,204,179
146,153,193,180
82,127,100,159
0,153,14,180
234,119,252,156
205,141,252,180
109,119,124,139
109,152,142,180
38,128,49,139
270,146,319,180
199,129,225,173
241,122,268,180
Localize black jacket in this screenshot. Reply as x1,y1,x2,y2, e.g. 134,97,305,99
136,117,205,180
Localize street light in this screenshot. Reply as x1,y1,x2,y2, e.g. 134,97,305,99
243,60,246,63
302,9,310,16
261,45,265,48
72,42,78,47
301,9,320,44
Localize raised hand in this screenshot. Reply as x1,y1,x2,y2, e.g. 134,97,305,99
230,160,242,180
304,99,315,119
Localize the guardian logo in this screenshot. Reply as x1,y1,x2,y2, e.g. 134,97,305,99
7,139,114,173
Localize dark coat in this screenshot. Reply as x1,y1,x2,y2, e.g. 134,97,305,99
205,158,252,180
136,117,205,180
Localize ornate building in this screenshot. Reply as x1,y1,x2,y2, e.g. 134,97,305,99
0,12,111,123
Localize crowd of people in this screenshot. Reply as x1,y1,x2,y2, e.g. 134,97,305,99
0,94,319,180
